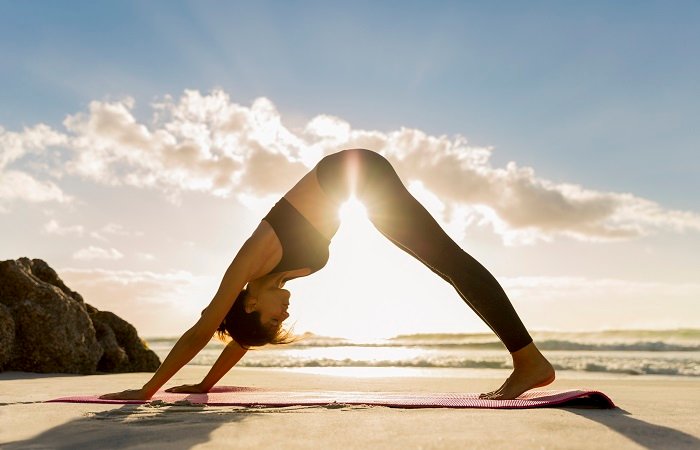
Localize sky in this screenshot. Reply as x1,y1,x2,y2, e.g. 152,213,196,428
1,1,699,340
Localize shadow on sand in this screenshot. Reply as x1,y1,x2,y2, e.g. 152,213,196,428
2,403,253,450
5,401,698,450
0,371,84,381
565,407,699,450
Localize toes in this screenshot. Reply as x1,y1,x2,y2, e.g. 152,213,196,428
479,388,500,399
479,377,510,399
480,386,505,400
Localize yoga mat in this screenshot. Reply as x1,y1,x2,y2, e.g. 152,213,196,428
48,386,615,409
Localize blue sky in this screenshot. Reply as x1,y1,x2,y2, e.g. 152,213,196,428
4,1,699,206
1,1,699,338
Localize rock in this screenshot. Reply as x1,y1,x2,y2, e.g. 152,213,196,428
0,258,161,374
0,303,15,369
88,306,161,372
0,258,102,373
27,258,85,304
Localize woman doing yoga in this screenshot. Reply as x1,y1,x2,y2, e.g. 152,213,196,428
101,148,555,401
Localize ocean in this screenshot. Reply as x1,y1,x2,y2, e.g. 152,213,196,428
146,329,700,377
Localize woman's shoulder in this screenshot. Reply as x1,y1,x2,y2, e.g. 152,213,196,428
238,220,283,280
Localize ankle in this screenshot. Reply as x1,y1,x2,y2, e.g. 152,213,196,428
511,342,548,367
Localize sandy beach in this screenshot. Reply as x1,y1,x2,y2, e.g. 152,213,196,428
1,367,698,449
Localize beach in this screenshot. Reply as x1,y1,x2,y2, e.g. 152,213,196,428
1,367,698,449
3,2,700,448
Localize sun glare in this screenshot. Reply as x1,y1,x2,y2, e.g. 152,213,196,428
338,196,369,223
295,190,485,342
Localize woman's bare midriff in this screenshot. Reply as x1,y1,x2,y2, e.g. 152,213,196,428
249,166,341,281
282,166,341,241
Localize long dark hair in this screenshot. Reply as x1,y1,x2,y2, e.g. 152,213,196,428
216,288,294,349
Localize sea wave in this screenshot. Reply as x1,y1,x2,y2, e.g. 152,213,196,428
274,339,700,352
392,329,700,342
146,328,700,351
146,329,700,377
230,357,700,377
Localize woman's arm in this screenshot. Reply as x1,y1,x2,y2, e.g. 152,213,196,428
162,270,312,395
165,340,248,393
100,233,269,400
198,340,248,390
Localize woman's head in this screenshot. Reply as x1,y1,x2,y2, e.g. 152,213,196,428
217,277,294,349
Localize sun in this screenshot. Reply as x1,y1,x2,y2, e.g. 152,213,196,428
294,192,480,342
319,196,402,341
338,196,369,224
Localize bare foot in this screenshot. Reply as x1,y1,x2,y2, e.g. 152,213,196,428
479,342,555,400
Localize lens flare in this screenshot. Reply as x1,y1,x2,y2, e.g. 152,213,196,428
339,196,369,223
346,149,362,198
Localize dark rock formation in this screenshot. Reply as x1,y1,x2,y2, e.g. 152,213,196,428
0,258,161,374
88,306,161,372
0,303,14,368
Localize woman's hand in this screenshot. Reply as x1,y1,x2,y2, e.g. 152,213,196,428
165,383,209,394
99,388,151,401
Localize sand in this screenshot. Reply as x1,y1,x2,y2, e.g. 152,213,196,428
1,367,699,449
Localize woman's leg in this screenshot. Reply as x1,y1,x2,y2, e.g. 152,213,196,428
316,149,554,398
318,149,532,352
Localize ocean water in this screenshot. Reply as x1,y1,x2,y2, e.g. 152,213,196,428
146,329,700,377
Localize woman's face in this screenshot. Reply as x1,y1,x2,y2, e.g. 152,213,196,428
246,275,291,328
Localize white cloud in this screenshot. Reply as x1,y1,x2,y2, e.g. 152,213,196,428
0,124,67,170
59,267,217,336
42,219,85,237
0,170,71,207
371,131,700,243
61,267,198,303
500,276,700,330
503,276,700,298
136,252,156,261
0,125,71,210
2,88,699,243
73,246,124,261
107,223,142,235
90,222,144,241
40,220,144,247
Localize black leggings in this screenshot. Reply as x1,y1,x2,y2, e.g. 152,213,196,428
316,149,533,353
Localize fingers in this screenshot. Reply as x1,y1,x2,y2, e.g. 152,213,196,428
99,392,121,400
165,384,194,393
98,389,146,400
164,385,197,393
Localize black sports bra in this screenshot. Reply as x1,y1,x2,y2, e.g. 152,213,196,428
262,197,331,277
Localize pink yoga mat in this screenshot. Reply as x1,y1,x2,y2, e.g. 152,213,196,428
48,386,615,409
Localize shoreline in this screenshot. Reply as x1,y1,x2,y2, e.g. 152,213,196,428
2,367,699,449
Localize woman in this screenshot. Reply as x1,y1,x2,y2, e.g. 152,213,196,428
101,149,554,401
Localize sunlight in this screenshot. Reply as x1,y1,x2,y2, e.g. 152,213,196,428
338,196,369,223
334,196,390,342
346,150,362,198
290,191,487,342
282,367,432,378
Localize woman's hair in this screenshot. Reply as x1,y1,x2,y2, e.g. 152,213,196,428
216,288,294,349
